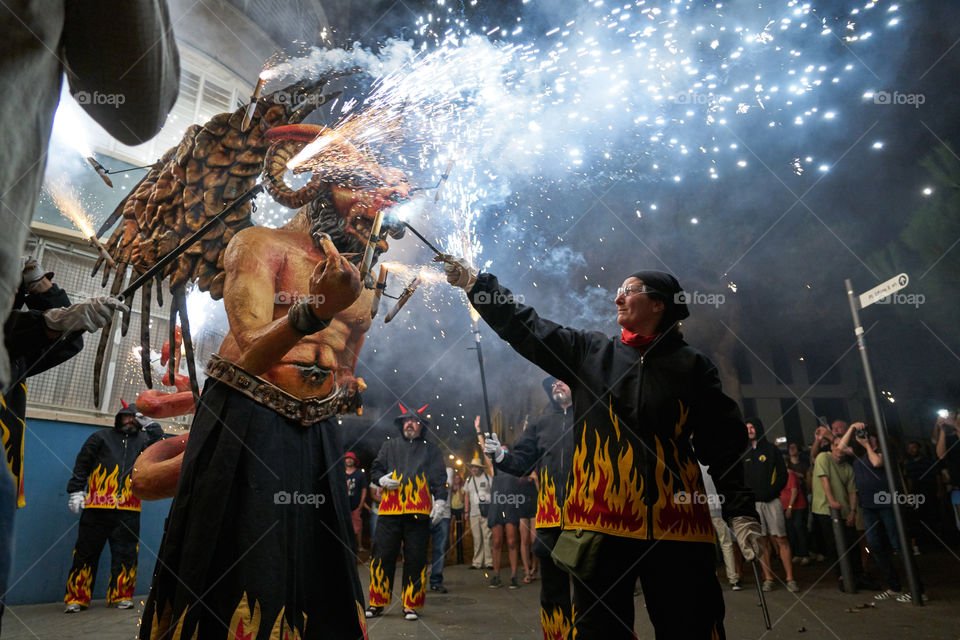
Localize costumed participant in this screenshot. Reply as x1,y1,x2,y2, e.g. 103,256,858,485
366,402,448,621
438,256,762,640
84,78,412,639
64,404,163,612
1,259,124,629
345,451,368,554
484,376,574,638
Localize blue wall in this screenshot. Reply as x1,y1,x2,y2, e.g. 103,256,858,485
6,418,171,605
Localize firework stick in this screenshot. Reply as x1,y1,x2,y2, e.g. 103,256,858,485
752,561,771,630
370,264,388,319
88,235,116,268
358,207,385,282
241,76,266,132
383,275,421,323
434,158,456,203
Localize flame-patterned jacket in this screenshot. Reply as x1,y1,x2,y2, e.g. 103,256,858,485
370,432,447,516
471,273,757,543
496,406,574,529
66,423,164,511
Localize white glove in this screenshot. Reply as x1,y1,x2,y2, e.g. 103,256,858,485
43,296,128,333
731,516,763,562
379,474,401,490
136,412,155,428
68,491,85,514
484,433,505,463
433,254,477,290
430,498,447,526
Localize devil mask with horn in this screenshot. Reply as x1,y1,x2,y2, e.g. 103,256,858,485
394,401,430,440
262,124,410,261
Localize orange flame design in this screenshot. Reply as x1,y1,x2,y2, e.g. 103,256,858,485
563,414,647,536
378,473,432,515
227,592,261,640
356,602,369,640
540,605,571,640
401,567,426,609
85,464,121,508
107,564,136,602
368,558,392,606
117,472,142,511
64,563,93,605
649,403,714,542
377,472,403,515
536,467,561,528
268,606,305,640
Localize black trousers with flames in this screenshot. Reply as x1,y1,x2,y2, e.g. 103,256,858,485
368,513,431,610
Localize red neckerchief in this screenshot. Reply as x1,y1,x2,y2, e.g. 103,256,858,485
620,328,660,350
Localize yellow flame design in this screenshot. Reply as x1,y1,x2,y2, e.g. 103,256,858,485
540,605,571,640
64,564,93,605
368,557,392,606
107,564,137,602
536,466,561,528
227,592,261,640
401,567,427,609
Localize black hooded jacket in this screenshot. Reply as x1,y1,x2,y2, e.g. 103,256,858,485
743,418,788,502
370,421,447,516
495,380,574,529
469,273,756,543
66,409,164,511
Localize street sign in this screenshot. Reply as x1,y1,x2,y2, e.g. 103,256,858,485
859,273,909,309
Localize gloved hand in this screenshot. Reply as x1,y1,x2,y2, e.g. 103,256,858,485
430,498,447,526
43,296,128,333
21,258,52,292
136,412,155,428
433,254,477,290
68,491,85,514
484,433,505,463
731,515,763,562
379,474,401,490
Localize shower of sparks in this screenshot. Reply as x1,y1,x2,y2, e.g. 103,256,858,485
45,178,96,237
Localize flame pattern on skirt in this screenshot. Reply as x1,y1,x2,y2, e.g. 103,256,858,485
401,567,427,609
107,563,137,602
541,605,571,640
64,563,93,606
377,473,432,515
368,558,392,606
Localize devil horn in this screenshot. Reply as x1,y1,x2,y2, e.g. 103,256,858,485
398,402,408,415
120,398,129,409
417,404,429,414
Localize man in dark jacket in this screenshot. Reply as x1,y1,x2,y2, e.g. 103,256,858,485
366,402,447,621
743,418,797,592
485,376,574,639
438,255,761,640
64,405,163,612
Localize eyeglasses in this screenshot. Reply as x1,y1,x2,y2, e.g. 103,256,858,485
616,284,658,298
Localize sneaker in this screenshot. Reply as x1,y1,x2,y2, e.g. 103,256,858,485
895,592,928,603
488,575,503,589
731,582,744,591
762,580,775,592
430,584,448,593
64,603,84,613
115,600,134,609
508,576,520,590
799,557,811,566
403,609,419,621
874,589,900,601
364,606,383,619
786,581,800,593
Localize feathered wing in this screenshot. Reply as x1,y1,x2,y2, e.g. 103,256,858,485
91,76,346,407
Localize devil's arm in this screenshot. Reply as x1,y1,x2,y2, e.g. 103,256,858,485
131,434,189,500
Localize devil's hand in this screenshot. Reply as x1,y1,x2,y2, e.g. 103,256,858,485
309,234,362,319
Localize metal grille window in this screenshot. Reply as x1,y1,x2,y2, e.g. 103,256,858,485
23,232,225,424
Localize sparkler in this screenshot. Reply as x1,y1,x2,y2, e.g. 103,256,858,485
384,275,422,323
370,264,389,319
241,75,267,132
46,179,116,267
358,207,385,282
86,157,113,188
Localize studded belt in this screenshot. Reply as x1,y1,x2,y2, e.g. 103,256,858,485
205,354,362,426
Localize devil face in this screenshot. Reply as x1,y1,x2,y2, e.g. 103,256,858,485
327,165,410,257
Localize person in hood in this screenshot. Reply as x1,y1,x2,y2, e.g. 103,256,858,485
63,405,163,612
438,257,760,640
484,376,575,638
743,418,797,592
365,402,447,621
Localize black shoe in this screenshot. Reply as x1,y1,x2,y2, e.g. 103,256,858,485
731,582,744,591
430,584,448,593
508,576,520,590
489,575,503,588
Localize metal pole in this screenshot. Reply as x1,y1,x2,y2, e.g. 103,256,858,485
844,278,923,605
751,561,771,630
830,506,857,594
472,324,494,438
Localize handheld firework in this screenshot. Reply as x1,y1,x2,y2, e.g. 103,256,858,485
384,275,422,323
